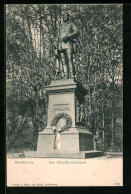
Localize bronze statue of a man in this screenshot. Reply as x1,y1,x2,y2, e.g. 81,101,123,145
55,12,79,79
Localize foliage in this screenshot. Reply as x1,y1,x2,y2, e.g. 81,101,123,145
6,4,123,152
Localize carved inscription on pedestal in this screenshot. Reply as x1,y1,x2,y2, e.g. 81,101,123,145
53,104,70,111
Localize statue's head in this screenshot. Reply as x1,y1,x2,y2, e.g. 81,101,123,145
63,12,69,22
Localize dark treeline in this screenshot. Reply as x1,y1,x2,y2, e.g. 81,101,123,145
6,4,123,152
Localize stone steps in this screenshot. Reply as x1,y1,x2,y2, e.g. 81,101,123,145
24,150,104,159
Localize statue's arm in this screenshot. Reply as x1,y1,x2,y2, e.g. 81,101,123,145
68,23,79,40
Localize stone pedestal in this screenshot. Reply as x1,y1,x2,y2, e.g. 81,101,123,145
37,79,94,154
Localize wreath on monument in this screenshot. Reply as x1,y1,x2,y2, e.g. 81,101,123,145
51,112,72,133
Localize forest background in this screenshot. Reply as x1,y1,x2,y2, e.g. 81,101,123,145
6,4,123,152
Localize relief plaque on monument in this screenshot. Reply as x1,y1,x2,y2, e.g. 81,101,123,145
53,104,70,111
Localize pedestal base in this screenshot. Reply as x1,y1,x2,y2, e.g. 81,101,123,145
35,79,98,158
37,127,94,154
24,150,103,159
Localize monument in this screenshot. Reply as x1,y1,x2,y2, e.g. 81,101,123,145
25,12,103,158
